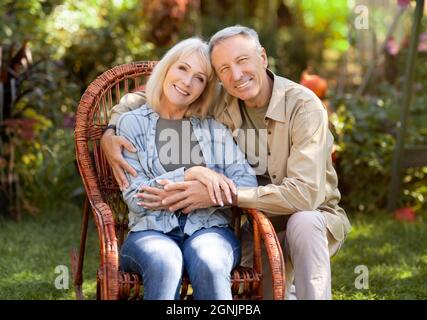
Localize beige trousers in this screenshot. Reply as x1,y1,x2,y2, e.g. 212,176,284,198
241,210,342,300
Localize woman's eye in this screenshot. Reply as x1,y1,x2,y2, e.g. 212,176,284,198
178,65,187,71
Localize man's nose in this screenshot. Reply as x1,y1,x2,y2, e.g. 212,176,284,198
231,66,243,81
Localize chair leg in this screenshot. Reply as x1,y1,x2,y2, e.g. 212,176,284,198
96,271,102,300
70,196,90,300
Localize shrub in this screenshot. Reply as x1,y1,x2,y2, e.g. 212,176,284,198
330,85,427,213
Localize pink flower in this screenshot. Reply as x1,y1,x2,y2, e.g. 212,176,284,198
386,37,400,55
418,32,427,52
397,0,411,8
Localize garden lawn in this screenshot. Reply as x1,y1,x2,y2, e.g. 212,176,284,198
0,207,426,299
331,211,427,299
0,204,98,299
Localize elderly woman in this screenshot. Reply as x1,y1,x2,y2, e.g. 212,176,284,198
116,38,257,300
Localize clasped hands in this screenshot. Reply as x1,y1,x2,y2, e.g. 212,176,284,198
100,131,236,213
134,166,237,214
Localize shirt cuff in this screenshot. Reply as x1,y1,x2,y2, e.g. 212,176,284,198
172,167,185,182
237,186,259,208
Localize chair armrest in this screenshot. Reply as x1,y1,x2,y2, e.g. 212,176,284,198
244,208,285,300
88,198,120,300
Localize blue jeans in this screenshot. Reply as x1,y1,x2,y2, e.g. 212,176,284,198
119,215,241,300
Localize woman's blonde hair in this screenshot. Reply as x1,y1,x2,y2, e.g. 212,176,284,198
146,37,218,118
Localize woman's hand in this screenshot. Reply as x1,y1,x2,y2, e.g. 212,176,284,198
133,179,178,210
184,166,236,206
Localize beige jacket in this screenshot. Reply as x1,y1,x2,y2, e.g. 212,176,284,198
109,72,351,242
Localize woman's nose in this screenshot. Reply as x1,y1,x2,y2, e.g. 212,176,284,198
182,74,192,87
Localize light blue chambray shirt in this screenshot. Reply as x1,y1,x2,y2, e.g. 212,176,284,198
116,104,258,236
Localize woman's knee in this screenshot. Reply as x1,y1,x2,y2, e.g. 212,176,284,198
120,231,183,277
184,228,241,275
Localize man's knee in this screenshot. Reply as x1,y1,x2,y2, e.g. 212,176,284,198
286,211,327,248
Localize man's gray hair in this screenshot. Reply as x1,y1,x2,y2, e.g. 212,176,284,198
208,25,262,54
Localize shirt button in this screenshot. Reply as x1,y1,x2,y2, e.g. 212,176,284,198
268,131,272,135
272,174,276,179
268,151,271,156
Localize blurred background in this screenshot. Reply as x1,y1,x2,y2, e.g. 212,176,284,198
1,0,426,299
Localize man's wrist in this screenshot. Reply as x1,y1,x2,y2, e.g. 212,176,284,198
103,124,116,135
232,191,238,206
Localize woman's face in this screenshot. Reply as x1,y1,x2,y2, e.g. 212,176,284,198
162,52,208,110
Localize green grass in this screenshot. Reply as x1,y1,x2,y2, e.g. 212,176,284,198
331,211,427,299
1,206,426,299
0,204,99,299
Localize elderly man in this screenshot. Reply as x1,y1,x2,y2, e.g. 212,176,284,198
101,25,351,300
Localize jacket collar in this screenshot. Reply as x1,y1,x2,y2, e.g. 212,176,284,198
264,70,288,123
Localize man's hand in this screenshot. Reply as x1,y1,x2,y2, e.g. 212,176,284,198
137,179,237,213
184,166,236,206
162,180,214,213
100,128,137,190
162,180,236,214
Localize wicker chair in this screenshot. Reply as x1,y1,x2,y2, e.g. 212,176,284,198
72,61,285,300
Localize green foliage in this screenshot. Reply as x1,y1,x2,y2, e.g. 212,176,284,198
278,0,349,77
331,85,427,213
21,128,85,213
1,0,152,217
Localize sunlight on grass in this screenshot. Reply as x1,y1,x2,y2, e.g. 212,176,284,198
346,221,374,239
420,254,427,264
332,212,427,299
377,243,395,256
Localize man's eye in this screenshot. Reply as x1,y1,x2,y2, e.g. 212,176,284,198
220,67,229,73
238,58,247,63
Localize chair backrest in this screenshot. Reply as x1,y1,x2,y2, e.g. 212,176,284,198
75,61,156,247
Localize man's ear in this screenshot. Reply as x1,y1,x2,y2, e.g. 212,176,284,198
260,47,268,68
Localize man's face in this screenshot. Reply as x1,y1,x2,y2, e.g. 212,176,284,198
211,35,268,103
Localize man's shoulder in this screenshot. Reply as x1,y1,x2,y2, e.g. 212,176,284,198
119,91,147,107
276,75,318,100
117,104,152,127
275,74,324,112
